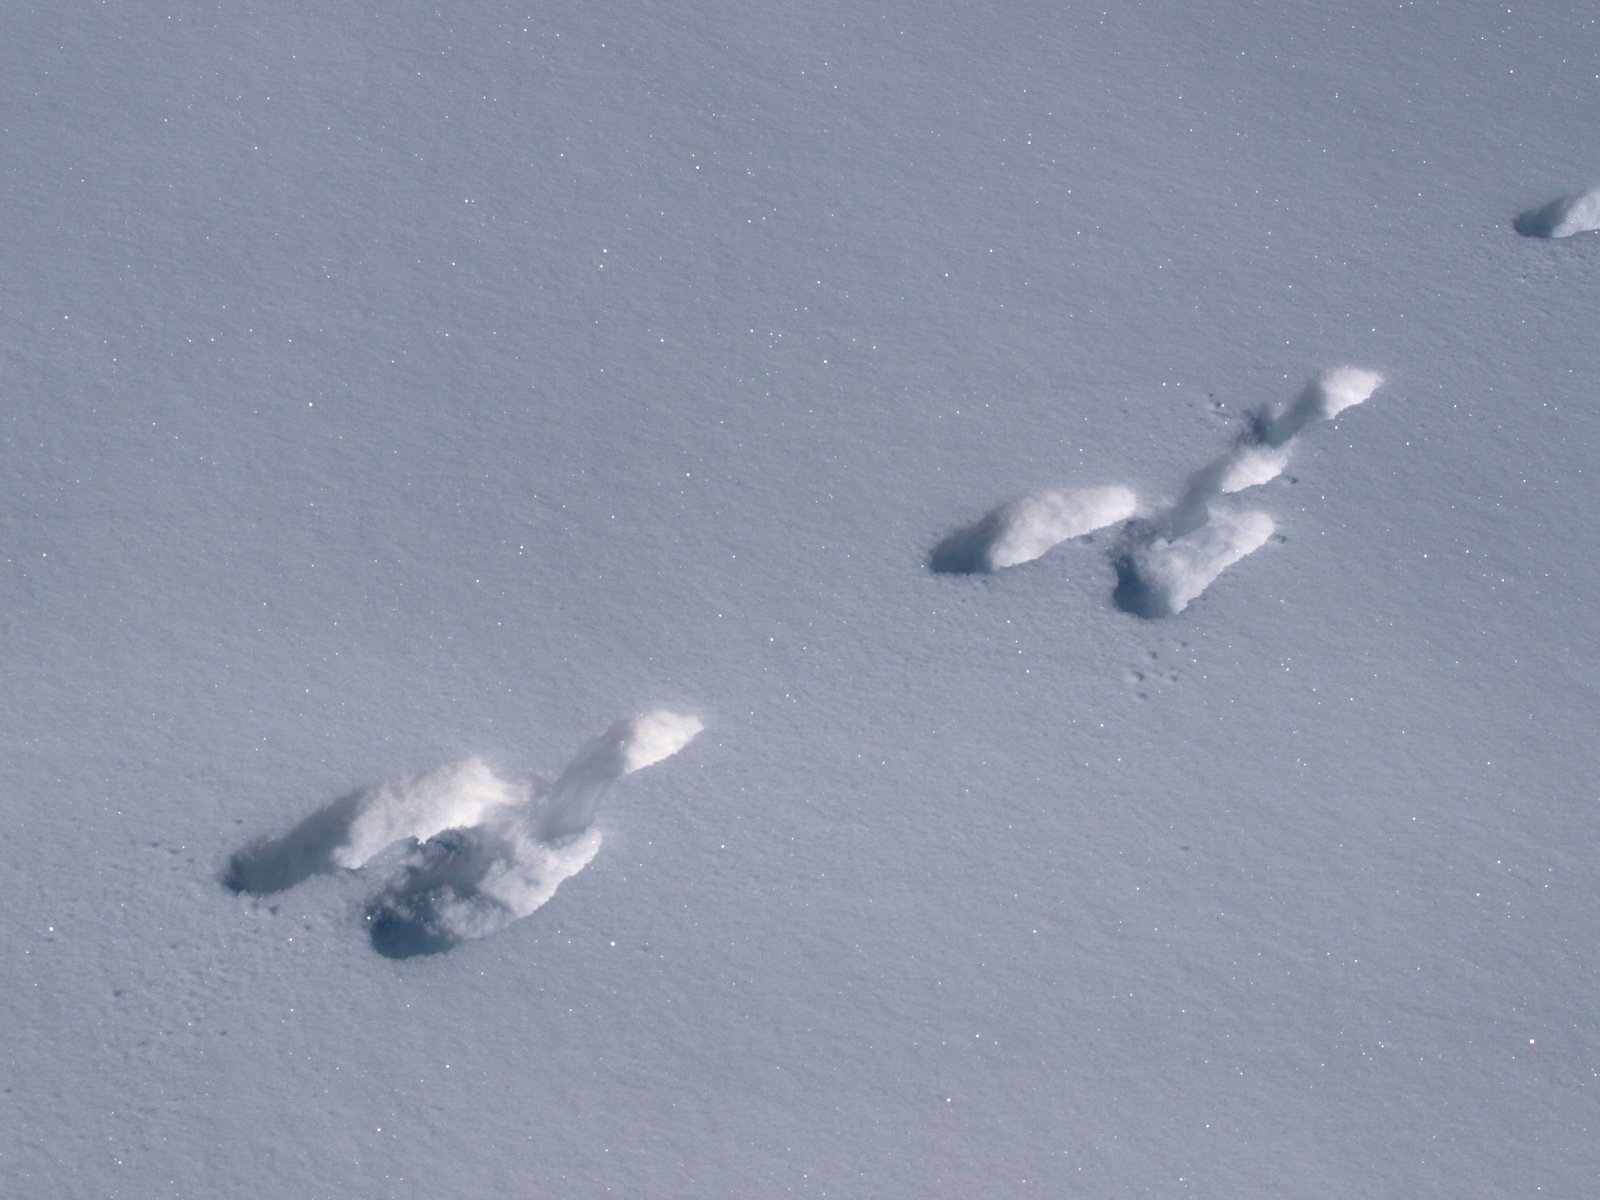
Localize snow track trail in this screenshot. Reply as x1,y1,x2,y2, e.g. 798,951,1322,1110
1113,367,1382,617
224,711,701,957
931,368,1381,618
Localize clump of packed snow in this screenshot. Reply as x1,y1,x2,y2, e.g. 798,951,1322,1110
1263,366,1384,445
1515,184,1600,238
1114,508,1276,618
539,709,704,840
334,759,527,871
931,484,1138,573
1217,443,1292,494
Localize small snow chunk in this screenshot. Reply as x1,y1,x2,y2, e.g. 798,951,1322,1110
1267,368,1383,445
986,485,1139,570
1316,367,1383,420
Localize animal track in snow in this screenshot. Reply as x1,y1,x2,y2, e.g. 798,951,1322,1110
1113,367,1381,617
1515,184,1600,238
929,485,1138,574
225,710,702,958
1113,509,1276,619
931,367,1382,618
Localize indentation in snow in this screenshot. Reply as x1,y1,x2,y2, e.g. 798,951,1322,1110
1114,509,1276,618
1515,185,1600,238
224,709,701,958
925,367,1380,618
1261,367,1383,446
930,484,1138,574
1112,367,1380,618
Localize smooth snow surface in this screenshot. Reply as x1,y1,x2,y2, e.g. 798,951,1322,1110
6,1,1600,1197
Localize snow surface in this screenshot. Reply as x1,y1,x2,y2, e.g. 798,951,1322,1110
227,711,700,957
1516,183,1600,238
932,484,1138,573
5,1,1600,1197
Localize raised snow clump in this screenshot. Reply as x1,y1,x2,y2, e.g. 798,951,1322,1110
931,484,1137,573
1515,185,1600,239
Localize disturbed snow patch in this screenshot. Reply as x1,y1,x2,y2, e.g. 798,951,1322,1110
368,710,703,958
1515,185,1600,238
930,485,1137,574
1114,509,1276,618
1113,367,1381,618
223,758,526,895
930,368,1381,618
225,710,702,958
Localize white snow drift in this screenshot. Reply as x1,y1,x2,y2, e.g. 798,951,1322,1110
931,484,1137,573
1265,366,1384,446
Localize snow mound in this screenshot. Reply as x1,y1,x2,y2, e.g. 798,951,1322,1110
1114,509,1276,618
623,710,706,773
537,709,705,840
1515,185,1600,238
930,485,1138,573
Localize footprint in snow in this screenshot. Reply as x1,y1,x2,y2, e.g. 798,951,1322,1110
929,485,1138,574
930,366,1382,618
1114,367,1383,617
224,710,702,959
1514,184,1600,239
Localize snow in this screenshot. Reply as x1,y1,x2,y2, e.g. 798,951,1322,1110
1115,508,1277,619
4,1,1600,1196
932,485,1138,573
1516,183,1600,238
227,711,700,957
